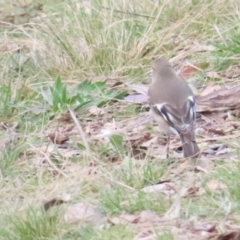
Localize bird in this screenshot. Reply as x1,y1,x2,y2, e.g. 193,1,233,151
148,58,200,158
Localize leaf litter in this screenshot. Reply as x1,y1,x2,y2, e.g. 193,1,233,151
102,77,240,238
36,82,238,234
2,1,240,239
17,57,240,240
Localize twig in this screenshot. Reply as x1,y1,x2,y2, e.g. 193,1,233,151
68,106,91,157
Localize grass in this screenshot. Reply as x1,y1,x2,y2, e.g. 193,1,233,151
0,0,240,239
2,207,63,240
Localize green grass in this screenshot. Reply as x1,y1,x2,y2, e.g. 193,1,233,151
0,207,64,240
0,0,240,239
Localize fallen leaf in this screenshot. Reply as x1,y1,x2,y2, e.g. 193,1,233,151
179,62,209,78
64,202,105,224
217,231,240,240
206,71,222,79
225,64,240,78
88,106,104,115
48,131,69,144
196,86,240,112
0,132,21,151
203,143,229,156
200,84,222,96
138,210,162,223
59,148,82,158
192,223,217,238
56,112,73,123
180,186,204,198
172,158,194,174
206,179,228,193
198,131,240,142
163,195,181,220
216,147,232,156
43,198,66,211
130,145,147,160
194,165,209,173
180,65,199,78
124,94,148,103
110,213,137,224
192,44,216,52
141,136,158,147
142,181,176,195
109,210,162,225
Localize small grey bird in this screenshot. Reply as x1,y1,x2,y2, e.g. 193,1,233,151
148,58,200,158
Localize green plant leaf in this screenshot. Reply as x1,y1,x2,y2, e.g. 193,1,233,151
77,143,86,150
109,134,123,149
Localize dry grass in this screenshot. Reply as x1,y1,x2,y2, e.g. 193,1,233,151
0,0,240,239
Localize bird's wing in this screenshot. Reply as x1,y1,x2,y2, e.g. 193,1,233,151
152,96,196,135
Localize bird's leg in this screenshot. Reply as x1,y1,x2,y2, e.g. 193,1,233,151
164,134,170,159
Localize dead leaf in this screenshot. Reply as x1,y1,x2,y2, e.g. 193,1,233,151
198,113,238,140
180,65,199,78
138,210,162,223
203,143,229,156
141,136,158,147
206,71,222,79
58,148,82,158
224,64,240,79
206,179,228,193
180,186,204,198
194,165,209,173
109,210,162,225
216,147,232,156
195,127,207,136
56,112,73,123
198,131,240,142
48,131,69,144
130,145,147,160
88,106,104,115
109,213,137,225
64,202,105,224
124,114,152,133
179,62,209,78
192,223,217,238
163,195,181,220
0,132,21,151
43,194,71,211
172,158,194,174
191,44,216,52
124,94,148,103
43,198,66,211
1,4,43,25
200,84,222,96
217,231,240,240
142,181,176,195
196,86,240,112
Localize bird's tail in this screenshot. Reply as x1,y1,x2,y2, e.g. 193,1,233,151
180,132,200,158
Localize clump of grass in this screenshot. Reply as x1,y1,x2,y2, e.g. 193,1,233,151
63,224,134,240
1,0,240,239
0,207,63,240
100,187,168,215
114,159,169,189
